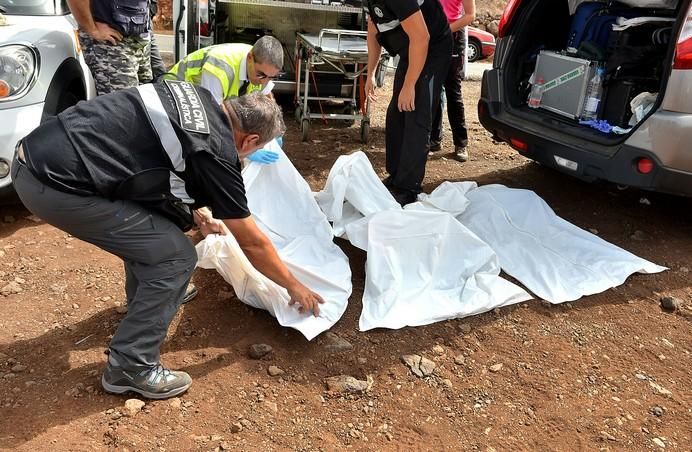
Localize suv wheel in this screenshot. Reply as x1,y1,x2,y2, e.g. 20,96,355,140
467,39,482,63
56,90,80,113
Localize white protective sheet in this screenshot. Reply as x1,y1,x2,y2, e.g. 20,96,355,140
315,152,532,331
195,140,352,340
450,183,667,303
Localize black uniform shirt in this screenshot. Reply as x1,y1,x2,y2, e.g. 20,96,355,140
22,81,250,225
363,0,450,56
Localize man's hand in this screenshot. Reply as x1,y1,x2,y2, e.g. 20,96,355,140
194,208,229,237
287,282,325,317
88,22,123,44
398,83,416,112
365,74,378,102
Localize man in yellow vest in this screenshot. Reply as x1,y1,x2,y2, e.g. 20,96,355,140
166,36,284,104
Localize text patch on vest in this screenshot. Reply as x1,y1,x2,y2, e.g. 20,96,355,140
165,80,210,134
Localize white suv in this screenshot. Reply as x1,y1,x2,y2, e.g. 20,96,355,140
0,0,94,196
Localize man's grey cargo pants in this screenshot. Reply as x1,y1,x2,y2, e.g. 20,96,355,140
11,151,197,371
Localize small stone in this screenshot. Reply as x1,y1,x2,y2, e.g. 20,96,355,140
248,344,273,359
11,365,27,373
115,304,128,314
1,282,22,296
230,422,243,433
649,381,672,397
650,406,664,417
660,338,674,348
660,296,681,311
432,345,445,356
639,197,651,206
218,290,233,299
123,399,145,416
14,277,25,284
357,357,368,365
401,354,436,378
588,228,599,235
630,230,647,241
325,375,370,393
72,303,80,309
169,398,182,409
489,363,503,373
240,419,252,429
321,332,353,353
264,401,278,413
267,366,284,377
454,355,466,365
652,437,666,448
458,323,472,334
600,431,617,441
441,379,453,388
635,373,648,380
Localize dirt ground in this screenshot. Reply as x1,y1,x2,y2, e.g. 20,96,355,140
1,80,691,451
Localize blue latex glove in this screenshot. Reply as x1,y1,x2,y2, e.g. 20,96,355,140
247,149,279,164
579,119,613,134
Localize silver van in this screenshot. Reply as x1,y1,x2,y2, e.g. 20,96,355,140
479,0,692,196
0,0,94,196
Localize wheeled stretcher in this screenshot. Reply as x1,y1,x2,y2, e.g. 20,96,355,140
294,28,380,143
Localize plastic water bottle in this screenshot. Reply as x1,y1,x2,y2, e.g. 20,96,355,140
581,67,605,121
527,77,545,109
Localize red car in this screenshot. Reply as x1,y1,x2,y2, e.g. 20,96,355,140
467,26,496,62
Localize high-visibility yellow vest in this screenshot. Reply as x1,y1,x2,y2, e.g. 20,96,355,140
166,44,263,99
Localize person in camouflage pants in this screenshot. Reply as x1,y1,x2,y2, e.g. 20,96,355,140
79,33,153,95
68,0,153,95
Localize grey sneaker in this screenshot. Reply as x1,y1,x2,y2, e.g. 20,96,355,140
102,362,192,399
182,283,198,304
454,146,469,162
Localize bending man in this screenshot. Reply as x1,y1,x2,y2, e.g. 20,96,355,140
166,36,284,103
12,86,323,400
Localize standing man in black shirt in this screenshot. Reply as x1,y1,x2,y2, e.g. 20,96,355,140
364,0,452,205
11,87,324,399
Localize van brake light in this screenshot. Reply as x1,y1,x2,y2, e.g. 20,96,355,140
499,0,522,38
673,4,692,69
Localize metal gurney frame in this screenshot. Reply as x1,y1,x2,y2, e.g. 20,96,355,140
294,28,377,143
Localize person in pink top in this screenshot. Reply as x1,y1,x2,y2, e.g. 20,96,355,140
429,0,476,162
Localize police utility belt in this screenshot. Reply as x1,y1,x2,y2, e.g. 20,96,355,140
111,0,150,36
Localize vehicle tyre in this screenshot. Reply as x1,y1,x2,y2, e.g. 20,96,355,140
56,90,80,114
301,118,310,142
467,39,482,63
342,105,356,126
360,119,370,144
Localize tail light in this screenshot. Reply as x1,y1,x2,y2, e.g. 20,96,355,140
509,137,528,151
636,157,655,174
673,3,692,69
499,0,522,38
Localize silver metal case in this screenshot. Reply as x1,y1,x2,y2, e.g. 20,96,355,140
535,50,596,119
